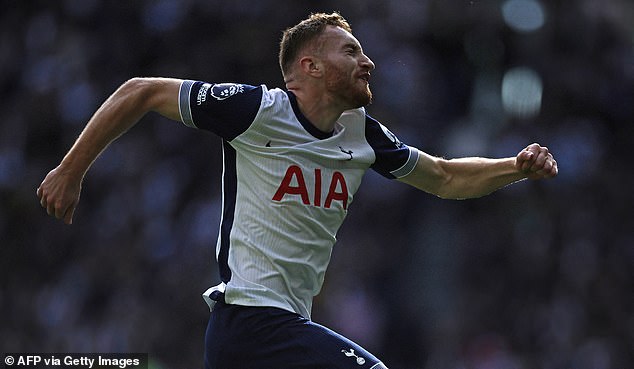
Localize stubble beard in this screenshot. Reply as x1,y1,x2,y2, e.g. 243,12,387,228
326,68,373,109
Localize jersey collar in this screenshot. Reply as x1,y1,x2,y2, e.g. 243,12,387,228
285,91,334,140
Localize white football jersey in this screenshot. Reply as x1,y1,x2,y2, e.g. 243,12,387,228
179,80,418,318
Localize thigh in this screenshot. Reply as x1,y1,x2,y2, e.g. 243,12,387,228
204,303,387,369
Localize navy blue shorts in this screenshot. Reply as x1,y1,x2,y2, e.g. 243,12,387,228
204,301,387,369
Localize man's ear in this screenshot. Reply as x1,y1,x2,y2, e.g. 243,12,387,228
299,56,323,77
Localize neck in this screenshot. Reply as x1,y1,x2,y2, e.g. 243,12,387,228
287,85,346,134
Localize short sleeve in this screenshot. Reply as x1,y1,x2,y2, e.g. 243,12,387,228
178,80,263,141
365,114,418,179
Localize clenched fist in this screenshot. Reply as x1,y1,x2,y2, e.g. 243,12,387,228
515,143,558,180
36,166,83,225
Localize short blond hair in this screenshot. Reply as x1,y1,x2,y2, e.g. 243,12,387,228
279,12,352,77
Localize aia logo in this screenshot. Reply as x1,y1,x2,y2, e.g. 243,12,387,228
272,165,349,210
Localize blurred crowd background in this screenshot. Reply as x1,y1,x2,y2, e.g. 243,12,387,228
1,0,633,368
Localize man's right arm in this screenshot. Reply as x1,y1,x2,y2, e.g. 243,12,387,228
37,77,182,224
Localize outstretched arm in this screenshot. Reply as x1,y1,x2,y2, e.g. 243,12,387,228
36,77,183,224
399,143,558,199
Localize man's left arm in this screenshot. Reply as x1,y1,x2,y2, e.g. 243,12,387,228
398,143,558,199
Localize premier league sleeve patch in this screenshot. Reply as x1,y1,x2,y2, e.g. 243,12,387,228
365,114,417,179
210,83,245,101
180,80,263,140
378,123,405,149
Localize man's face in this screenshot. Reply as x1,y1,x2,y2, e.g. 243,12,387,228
318,26,375,109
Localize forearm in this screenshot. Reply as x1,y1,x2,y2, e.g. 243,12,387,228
399,150,527,199
58,78,168,178
437,157,526,199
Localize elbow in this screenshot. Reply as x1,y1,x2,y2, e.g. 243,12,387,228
427,158,457,200
123,77,154,88
401,156,455,199
120,77,145,92
432,159,478,200
120,77,151,98
126,76,161,93
117,77,157,111
402,154,470,200
435,184,466,200
438,191,482,201
436,182,490,201
435,178,485,200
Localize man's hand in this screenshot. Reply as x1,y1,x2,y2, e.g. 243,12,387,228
36,166,83,225
515,143,558,180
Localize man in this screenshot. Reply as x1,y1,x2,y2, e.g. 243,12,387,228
37,12,557,369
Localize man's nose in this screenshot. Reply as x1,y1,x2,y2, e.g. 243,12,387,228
361,53,375,71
